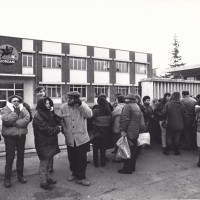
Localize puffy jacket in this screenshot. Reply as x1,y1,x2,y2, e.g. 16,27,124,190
1,102,30,137
120,101,144,141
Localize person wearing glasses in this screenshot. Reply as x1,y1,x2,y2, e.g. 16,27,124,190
1,95,30,188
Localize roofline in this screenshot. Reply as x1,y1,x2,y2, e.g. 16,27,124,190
0,34,152,55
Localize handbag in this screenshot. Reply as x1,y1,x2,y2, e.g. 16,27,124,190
137,132,150,146
116,136,131,159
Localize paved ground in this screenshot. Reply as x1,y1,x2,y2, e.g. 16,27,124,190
0,145,200,200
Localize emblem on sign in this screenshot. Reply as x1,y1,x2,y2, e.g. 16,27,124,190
0,44,19,64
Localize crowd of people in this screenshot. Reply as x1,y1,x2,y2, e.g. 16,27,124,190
0,88,200,190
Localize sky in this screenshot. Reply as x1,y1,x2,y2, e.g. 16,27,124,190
1,0,200,74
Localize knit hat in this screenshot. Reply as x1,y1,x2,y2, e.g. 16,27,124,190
8,95,23,103
125,93,137,100
67,91,81,98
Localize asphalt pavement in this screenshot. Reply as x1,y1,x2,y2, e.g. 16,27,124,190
0,144,200,200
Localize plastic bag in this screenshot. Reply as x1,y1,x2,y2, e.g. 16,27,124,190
137,132,150,146
116,136,131,159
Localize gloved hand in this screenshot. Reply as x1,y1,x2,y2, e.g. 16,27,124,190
121,131,127,137
74,99,82,107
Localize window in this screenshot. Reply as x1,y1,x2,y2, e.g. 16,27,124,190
69,58,86,70
94,60,110,71
94,85,109,97
40,85,61,98
22,54,33,67
42,55,62,68
134,86,139,95
116,62,129,72
69,85,86,97
116,86,129,96
135,63,147,74
0,83,24,108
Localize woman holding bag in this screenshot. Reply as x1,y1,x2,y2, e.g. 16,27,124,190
119,93,144,174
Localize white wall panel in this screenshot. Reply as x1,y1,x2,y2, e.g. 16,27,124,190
22,67,33,75
116,50,129,60
134,74,147,86
23,79,34,108
22,39,33,51
70,70,87,83
141,82,154,100
116,73,130,85
70,44,87,56
43,41,62,54
94,47,109,58
42,68,61,82
135,53,147,63
94,72,109,84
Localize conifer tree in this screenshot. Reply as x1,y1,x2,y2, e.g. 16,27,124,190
169,34,186,68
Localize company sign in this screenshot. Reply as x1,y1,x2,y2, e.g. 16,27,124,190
0,44,19,64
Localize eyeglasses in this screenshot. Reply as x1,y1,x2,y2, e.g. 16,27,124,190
12,100,19,103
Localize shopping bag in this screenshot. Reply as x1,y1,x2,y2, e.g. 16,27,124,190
197,132,200,148
137,132,150,146
116,136,131,159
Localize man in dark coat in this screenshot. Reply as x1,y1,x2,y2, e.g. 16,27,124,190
181,91,197,150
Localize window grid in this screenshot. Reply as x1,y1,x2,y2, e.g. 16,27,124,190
69,58,86,70
116,62,129,73
116,86,129,96
69,85,86,97
94,85,109,97
135,63,147,74
22,54,33,67
0,83,24,108
42,55,62,68
94,60,110,71
40,84,61,98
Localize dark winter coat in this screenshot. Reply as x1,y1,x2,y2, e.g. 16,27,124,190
91,106,111,139
120,101,144,142
162,100,185,131
33,98,61,160
154,101,166,121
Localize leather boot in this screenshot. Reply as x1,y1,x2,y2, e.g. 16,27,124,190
17,171,27,183
4,176,11,188
163,147,169,155
174,146,181,155
100,150,106,167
